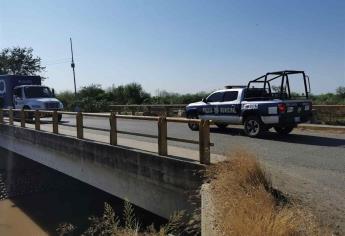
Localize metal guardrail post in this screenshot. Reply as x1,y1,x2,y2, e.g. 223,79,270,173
110,112,117,145
9,108,13,125
35,110,40,130
76,112,83,139
52,111,59,134
20,108,25,128
199,120,210,164
158,116,168,156
0,109,3,124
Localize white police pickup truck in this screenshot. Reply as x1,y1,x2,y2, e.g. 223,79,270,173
186,70,312,137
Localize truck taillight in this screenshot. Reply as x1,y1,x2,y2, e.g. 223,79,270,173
278,103,286,113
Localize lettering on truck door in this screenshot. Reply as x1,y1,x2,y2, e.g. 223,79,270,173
218,90,241,124
200,91,224,120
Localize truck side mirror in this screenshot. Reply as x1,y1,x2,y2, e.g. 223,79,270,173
52,89,55,97
202,97,207,103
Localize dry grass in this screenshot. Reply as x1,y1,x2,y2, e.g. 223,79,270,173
206,151,328,236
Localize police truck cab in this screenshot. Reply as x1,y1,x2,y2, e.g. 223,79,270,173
186,70,312,137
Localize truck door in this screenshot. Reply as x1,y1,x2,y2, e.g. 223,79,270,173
13,88,24,109
218,91,241,124
200,91,224,121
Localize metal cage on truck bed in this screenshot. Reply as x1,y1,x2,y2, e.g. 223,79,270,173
246,70,311,100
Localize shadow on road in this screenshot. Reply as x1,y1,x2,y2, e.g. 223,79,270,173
210,127,345,147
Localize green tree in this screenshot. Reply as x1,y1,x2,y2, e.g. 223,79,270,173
336,86,345,98
0,47,45,76
56,90,75,111
77,84,109,112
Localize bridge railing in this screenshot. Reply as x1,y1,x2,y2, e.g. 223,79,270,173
0,108,212,164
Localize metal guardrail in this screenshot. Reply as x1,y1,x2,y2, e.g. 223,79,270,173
0,108,212,164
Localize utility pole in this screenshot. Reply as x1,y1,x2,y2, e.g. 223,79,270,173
70,37,77,97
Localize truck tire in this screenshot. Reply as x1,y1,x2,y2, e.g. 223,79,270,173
187,114,199,131
244,116,262,137
58,114,62,122
274,126,294,135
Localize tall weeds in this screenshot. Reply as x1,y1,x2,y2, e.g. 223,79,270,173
206,151,327,236
57,200,184,236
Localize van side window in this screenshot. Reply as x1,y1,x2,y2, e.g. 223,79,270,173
223,91,238,102
14,88,22,98
206,92,223,102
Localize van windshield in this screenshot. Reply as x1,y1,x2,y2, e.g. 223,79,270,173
24,86,53,98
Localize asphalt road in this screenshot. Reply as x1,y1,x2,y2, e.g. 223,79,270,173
59,114,345,234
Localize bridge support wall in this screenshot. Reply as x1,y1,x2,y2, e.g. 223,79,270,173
0,125,204,218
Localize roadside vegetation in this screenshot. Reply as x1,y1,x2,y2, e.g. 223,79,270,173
206,151,328,236
57,83,345,112
56,200,185,236
56,83,208,112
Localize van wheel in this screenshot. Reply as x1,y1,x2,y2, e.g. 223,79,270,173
274,126,294,135
187,114,199,131
244,116,262,137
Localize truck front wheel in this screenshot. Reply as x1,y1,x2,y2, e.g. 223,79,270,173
274,126,294,135
244,116,262,137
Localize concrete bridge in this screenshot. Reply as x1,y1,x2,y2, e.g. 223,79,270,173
0,109,212,219
1,108,344,231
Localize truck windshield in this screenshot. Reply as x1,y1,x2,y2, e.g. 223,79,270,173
24,87,53,98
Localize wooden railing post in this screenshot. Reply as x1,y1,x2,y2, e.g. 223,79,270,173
158,116,168,156
20,108,25,128
199,120,210,164
9,108,13,125
0,109,3,124
76,112,83,139
109,112,117,145
35,110,40,130
52,111,58,134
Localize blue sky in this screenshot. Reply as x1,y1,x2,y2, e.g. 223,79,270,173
1,0,344,94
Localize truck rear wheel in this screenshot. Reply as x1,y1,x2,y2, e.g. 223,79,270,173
274,126,294,135
244,116,262,137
